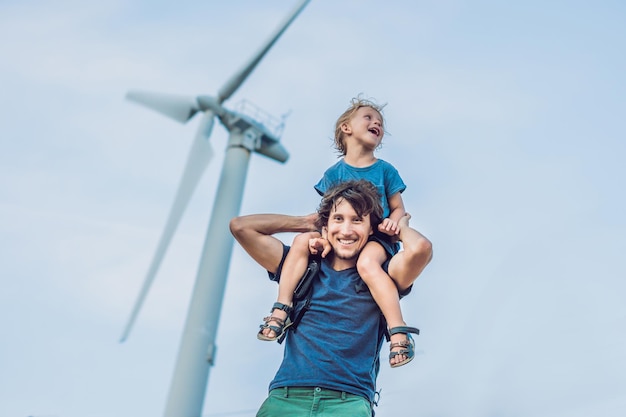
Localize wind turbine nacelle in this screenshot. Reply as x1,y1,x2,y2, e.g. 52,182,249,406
256,140,289,163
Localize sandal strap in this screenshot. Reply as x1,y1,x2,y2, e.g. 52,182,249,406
388,326,419,336
260,323,283,332
263,315,286,326
389,340,411,349
272,302,293,315
389,349,410,358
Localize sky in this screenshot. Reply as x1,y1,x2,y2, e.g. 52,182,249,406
1,0,625,416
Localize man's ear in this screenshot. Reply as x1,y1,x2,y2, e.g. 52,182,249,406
322,226,328,239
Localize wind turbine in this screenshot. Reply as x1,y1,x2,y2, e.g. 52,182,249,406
120,1,311,416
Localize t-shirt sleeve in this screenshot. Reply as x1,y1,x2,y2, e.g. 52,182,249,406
384,162,406,197
314,166,338,196
314,176,327,196
267,244,290,282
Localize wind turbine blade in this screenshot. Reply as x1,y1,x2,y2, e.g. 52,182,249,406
217,0,311,102
120,112,216,343
126,91,199,123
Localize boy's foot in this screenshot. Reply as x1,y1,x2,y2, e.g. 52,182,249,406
257,302,292,341
388,326,419,367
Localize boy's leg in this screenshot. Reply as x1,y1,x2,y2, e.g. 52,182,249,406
383,214,432,366
358,241,404,328
260,231,320,339
357,242,411,366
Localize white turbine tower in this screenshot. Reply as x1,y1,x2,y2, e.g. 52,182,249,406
120,1,311,416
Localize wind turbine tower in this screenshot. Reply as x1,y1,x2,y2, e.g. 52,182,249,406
120,1,311,416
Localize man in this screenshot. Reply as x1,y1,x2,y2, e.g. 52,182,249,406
230,179,433,416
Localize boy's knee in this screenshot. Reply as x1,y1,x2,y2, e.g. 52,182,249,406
292,231,319,251
357,255,381,278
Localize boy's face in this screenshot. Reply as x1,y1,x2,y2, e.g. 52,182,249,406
343,106,384,150
323,198,373,268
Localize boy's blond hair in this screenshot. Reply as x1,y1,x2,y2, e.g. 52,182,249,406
334,96,386,155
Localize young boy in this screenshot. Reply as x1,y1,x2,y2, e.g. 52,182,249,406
258,97,425,368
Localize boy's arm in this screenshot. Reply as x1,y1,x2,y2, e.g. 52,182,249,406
387,191,406,223
229,213,318,273
379,191,406,235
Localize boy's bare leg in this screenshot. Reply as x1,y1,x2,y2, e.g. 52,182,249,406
260,231,320,339
357,242,409,366
382,213,432,365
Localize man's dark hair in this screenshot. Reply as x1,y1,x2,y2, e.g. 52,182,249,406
315,179,383,231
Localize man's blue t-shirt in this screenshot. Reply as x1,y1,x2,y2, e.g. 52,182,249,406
268,256,386,402
314,159,406,219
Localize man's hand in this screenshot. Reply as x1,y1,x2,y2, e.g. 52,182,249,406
397,212,411,232
304,212,320,232
309,237,332,258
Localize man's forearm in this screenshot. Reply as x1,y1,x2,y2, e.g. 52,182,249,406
234,213,318,235
229,213,319,274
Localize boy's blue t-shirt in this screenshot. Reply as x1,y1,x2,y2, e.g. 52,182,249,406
314,159,406,219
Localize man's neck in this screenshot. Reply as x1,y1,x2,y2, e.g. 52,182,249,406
327,253,357,271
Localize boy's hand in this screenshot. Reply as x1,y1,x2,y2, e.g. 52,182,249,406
309,237,332,258
378,217,400,236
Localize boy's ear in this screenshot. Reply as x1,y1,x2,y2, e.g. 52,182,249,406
340,123,351,134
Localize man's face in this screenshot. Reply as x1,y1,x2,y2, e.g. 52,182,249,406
324,198,373,268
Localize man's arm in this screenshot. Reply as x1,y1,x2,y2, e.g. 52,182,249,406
229,213,318,273
386,213,433,291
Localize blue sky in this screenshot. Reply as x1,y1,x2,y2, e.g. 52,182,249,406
1,1,625,416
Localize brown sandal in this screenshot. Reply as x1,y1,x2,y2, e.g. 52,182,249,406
257,302,293,342
388,326,419,368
